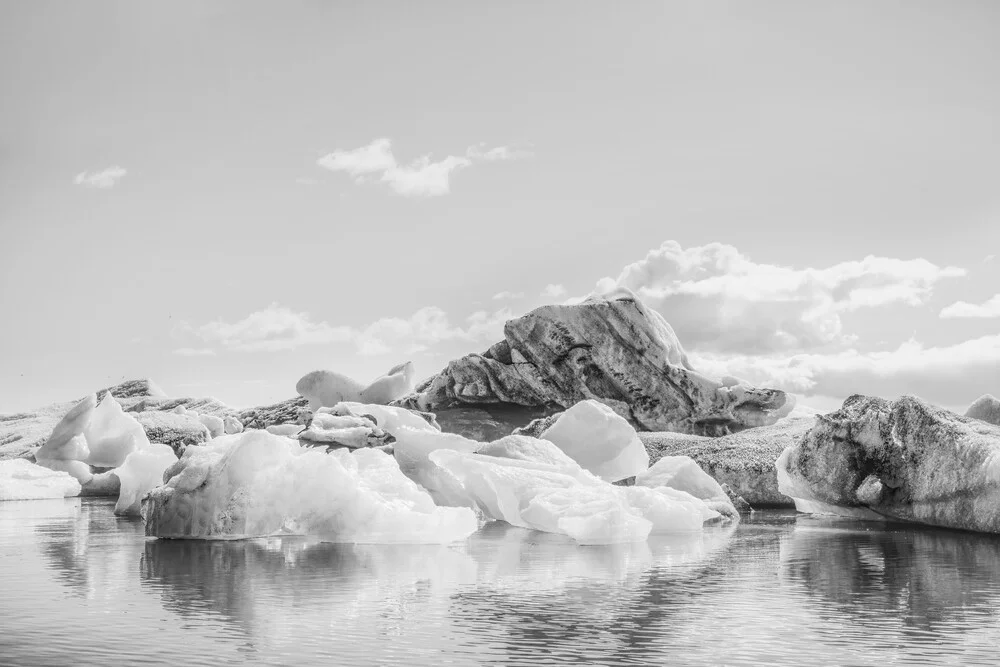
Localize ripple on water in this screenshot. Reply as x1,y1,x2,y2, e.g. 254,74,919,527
1,500,999,666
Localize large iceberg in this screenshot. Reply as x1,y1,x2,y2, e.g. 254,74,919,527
143,430,478,542
0,459,81,501
538,399,650,482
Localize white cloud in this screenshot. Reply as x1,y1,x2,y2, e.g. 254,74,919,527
985,255,996,263
492,291,525,300
74,166,127,189
689,334,1000,409
466,143,534,161
355,307,511,356
179,303,512,357
541,284,567,299
592,241,965,354
940,294,1000,319
295,177,318,186
180,303,353,352
172,347,216,357
382,155,470,197
317,138,526,197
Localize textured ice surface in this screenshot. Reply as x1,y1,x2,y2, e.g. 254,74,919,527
197,413,226,438
295,370,366,410
540,400,650,482
35,395,95,463
143,430,477,542
359,362,416,405
223,416,244,434
113,443,178,516
266,424,304,437
636,455,738,519
0,459,81,501
330,402,439,435
83,393,151,467
476,435,581,469
429,449,720,544
392,427,480,506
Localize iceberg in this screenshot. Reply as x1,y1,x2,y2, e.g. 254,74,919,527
143,430,478,543
223,416,244,434
359,362,416,405
539,399,650,482
329,401,440,435
83,393,151,467
428,449,722,544
476,434,581,468
636,455,739,520
113,443,178,516
197,413,226,438
0,459,82,501
391,426,480,506
295,362,416,411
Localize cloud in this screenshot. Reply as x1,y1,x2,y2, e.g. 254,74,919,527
689,334,1000,409
466,143,534,161
317,138,525,197
179,303,353,352
74,166,127,189
592,241,965,354
172,347,216,357
985,255,996,263
295,177,318,186
492,291,525,300
178,303,512,357
940,294,1000,319
355,307,511,356
541,284,567,299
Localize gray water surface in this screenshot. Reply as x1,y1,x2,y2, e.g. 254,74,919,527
1,498,998,666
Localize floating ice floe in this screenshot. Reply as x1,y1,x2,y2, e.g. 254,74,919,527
143,430,478,542
299,412,385,449
539,399,650,482
0,459,81,501
636,456,739,520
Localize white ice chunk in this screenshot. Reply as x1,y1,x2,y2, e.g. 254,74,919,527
540,400,650,482
83,393,151,467
223,416,243,434
113,443,178,516
621,486,720,531
143,430,477,543
0,459,81,501
295,370,366,410
476,435,582,469
330,402,439,435
36,394,95,461
197,414,226,438
359,362,416,404
635,455,737,519
266,424,304,437
392,426,480,506
36,454,93,484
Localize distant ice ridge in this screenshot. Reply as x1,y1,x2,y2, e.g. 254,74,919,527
143,430,478,543
0,459,81,501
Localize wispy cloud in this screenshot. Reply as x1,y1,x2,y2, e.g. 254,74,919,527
492,291,525,300
541,284,567,299
940,294,1000,319
316,138,529,197
74,166,127,189
177,303,511,356
178,303,353,352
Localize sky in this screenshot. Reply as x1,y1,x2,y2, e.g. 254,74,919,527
1,0,998,414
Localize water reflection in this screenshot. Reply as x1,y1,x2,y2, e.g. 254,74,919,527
32,498,144,598
781,516,1000,635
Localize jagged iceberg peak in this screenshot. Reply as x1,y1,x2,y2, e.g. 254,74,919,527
394,290,793,435
84,392,151,467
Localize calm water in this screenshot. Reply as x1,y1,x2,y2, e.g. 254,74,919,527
2,499,999,666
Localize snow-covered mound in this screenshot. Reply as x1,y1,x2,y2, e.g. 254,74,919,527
539,399,650,482
113,443,178,516
143,430,478,542
0,459,81,501
84,393,151,467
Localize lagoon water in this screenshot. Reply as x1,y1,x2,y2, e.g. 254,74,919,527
2,498,999,666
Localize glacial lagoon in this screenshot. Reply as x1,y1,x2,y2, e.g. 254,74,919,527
2,498,999,666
